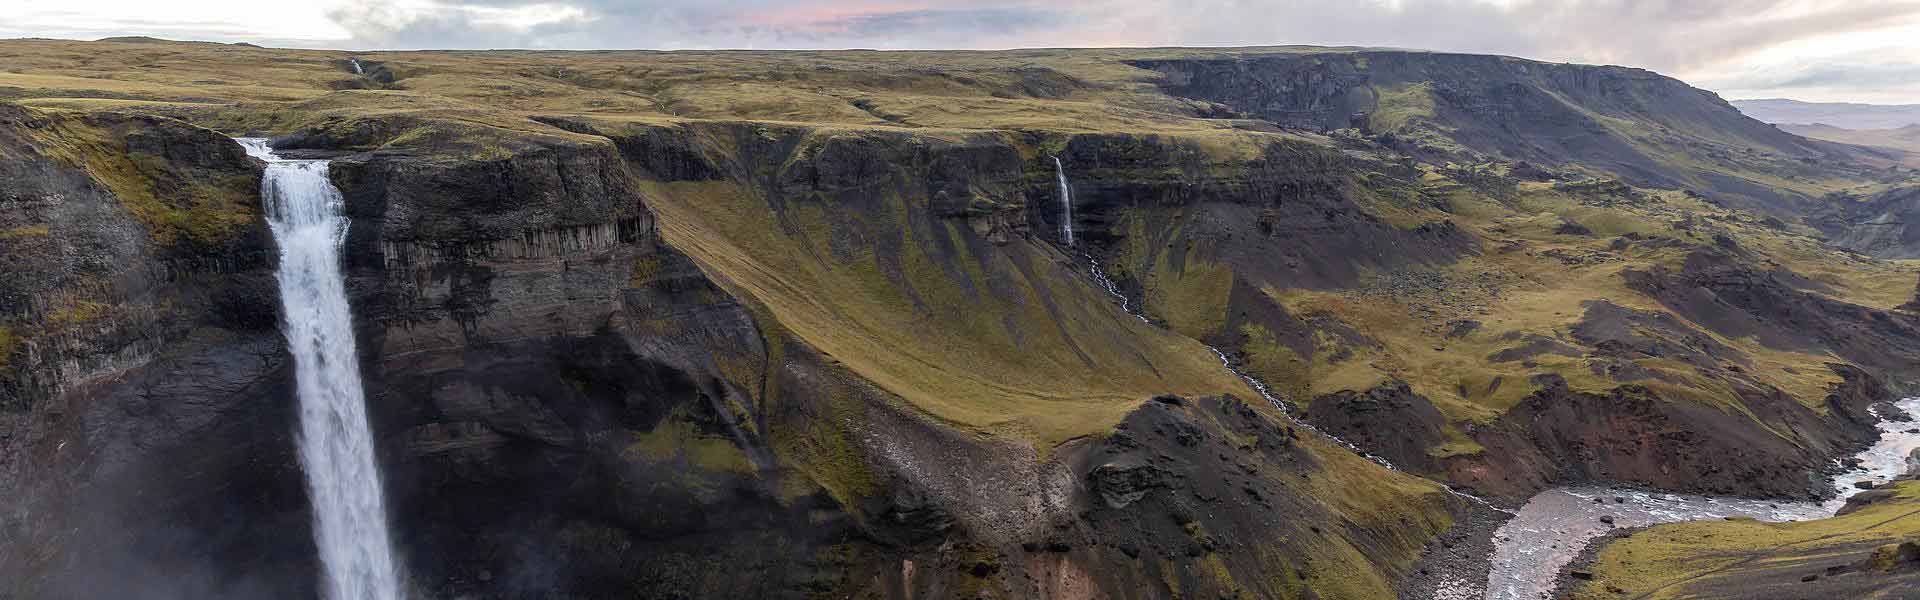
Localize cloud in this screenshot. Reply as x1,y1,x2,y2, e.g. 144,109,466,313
9,0,1920,102
1700,49,1920,104
322,0,1076,50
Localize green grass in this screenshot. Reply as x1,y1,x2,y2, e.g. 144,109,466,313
19,107,258,247
1570,482,1920,599
640,172,1252,449
0,325,17,372
1369,82,1436,133
0,224,51,239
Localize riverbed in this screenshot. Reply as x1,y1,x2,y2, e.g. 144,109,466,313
1476,396,1920,600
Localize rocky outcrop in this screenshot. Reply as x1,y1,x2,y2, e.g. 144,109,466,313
1128,51,1879,213
1624,247,1920,387
1465,369,1880,499
1057,132,1477,292
0,104,304,598
1303,382,1451,473
0,111,1448,599
1807,184,1920,258
1304,363,1886,501
7,41,1920,600
1060,396,1460,599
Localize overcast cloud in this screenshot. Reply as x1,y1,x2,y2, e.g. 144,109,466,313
4,0,1918,103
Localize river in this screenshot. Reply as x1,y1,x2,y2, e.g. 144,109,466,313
1477,396,1920,600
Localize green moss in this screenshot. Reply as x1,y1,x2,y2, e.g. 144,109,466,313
625,407,754,475
638,165,1248,449
1424,438,1485,459
1142,242,1234,340
1571,482,1920,599
1159,558,1184,598
0,325,17,372
1196,553,1244,598
46,300,109,327
774,385,879,510
27,113,256,247
0,224,50,239
627,255,663,288
1369,82,1436,133
1238,322,1310,402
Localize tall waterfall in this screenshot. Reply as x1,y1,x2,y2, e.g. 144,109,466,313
349,58,365,75
241,139,403,600
1053,156,1074,246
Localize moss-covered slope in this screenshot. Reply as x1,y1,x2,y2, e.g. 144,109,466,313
1567,482,1920,599
2,37,1918,599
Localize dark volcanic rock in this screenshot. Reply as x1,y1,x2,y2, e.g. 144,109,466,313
1305,381,1451,472
1625,247,1920,381
0,105,303,599
1065,396,1464,600
1453,370,1883,499
1126,51,1848,212
1808,185,1920,259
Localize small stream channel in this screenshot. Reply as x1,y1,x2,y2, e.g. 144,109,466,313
1480,397,1920,600
1048,157,1920,600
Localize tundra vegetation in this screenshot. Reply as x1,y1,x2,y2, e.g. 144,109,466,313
1,37,1918,599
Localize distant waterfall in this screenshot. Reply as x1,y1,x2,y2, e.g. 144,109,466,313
348,58,365,75
241,139,403,600
1052,156,1074,246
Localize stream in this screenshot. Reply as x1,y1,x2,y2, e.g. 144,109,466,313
1049,157,1920,600
1479,396,1920,600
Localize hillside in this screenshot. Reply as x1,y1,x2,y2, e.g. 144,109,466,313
1781,123,1920,157
1,38,1918,599
1567,481,1920,599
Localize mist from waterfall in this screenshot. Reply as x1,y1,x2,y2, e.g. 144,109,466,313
241,138,402,600
1053,156,1074,246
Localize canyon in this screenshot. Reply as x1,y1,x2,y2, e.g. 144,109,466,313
0,39,1918,599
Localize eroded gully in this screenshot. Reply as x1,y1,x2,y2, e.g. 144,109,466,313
1049,157,1920,600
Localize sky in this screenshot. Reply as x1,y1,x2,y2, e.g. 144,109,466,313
3,0,1918,104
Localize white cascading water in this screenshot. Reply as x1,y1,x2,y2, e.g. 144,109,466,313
1053,156,1074,246
240,138,403,600
1481,396,1920,600
349,58,365,75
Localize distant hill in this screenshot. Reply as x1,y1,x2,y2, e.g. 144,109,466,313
1734,98,1920,130
1780,122,1920,155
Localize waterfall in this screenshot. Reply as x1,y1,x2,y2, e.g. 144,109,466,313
241,138,403,600
1053,156,1074,246
349,58,365,75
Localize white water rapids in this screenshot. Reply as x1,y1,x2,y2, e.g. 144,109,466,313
242,138,403,600
1478,396,1920,600
1055,157,1908,600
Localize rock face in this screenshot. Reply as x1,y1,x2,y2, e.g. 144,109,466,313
5,42,1920,600
1808,184,1920,258
1,102,1471,598
1304,382,1451,472
1129,51,1879,214
1060,396,1456,600
1306,366,1886,500
0,105,308,598
1624,247,1920,382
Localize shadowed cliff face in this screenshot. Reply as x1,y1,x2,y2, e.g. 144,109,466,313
0,105,315,599
285,118,1461,598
